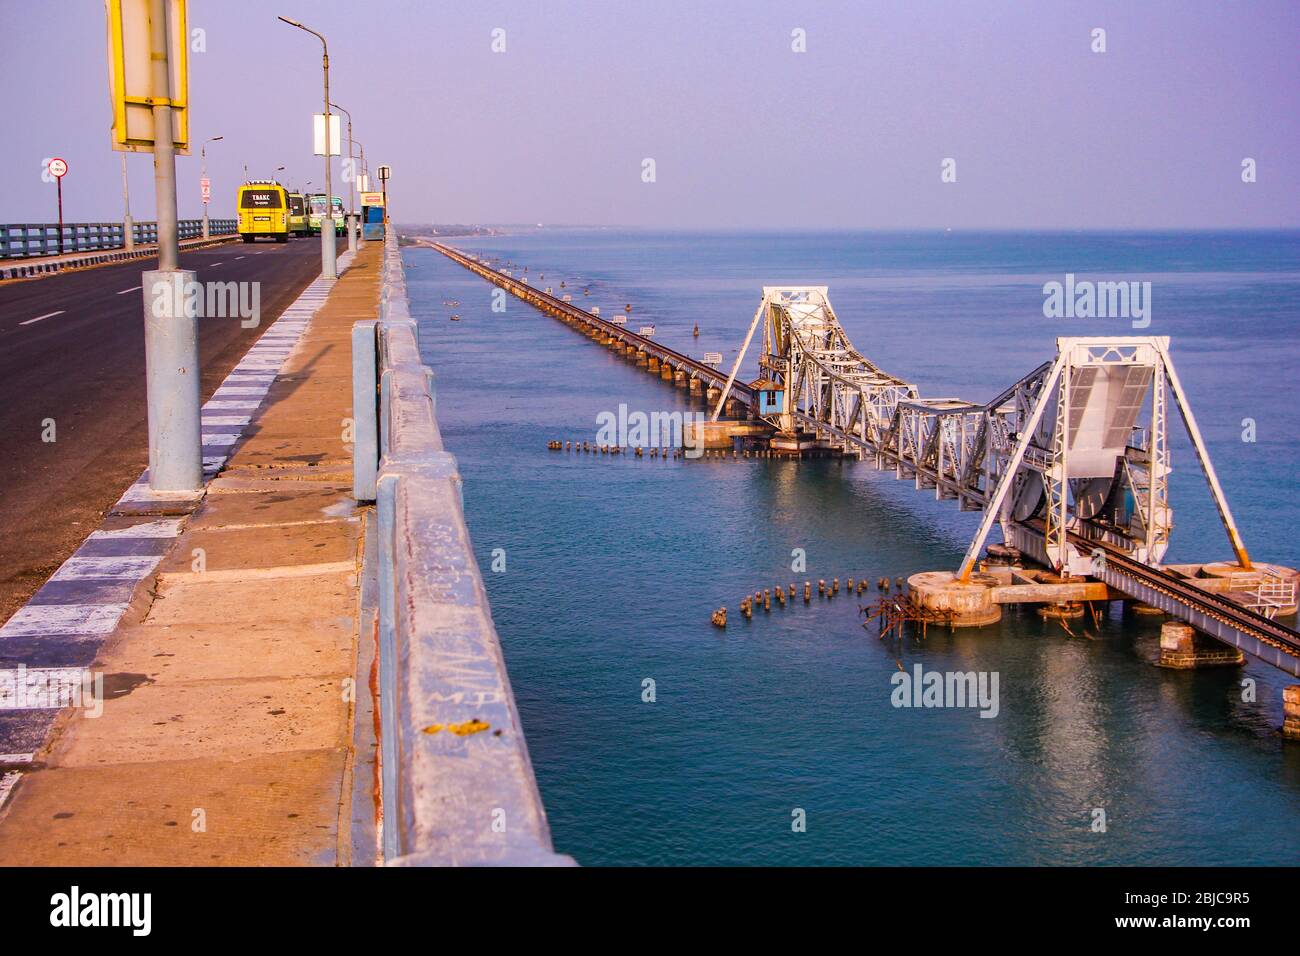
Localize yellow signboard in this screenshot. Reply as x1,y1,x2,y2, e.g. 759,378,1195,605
360,192,385,207
105,0,189,153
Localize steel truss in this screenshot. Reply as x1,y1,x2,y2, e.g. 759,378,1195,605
718,289,1251,582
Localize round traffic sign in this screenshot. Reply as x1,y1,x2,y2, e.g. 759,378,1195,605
48,158,68,178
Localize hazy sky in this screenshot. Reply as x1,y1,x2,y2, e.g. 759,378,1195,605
3,0,1297,228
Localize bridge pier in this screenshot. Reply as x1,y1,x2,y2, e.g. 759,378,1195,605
1157,621,1245,669
1283,686,1300,740
636,350,648,366
674,369,687,388
648,356,661,373
907,571,1002,627
689,376,702,395
661,363,675,382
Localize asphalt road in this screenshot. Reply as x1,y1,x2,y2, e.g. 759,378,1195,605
0,237,324,623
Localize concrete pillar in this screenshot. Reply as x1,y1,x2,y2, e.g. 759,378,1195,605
1283,686,1300,740
661,364,674,381
907,571,1001,627
689,376,702,395
648,356,661,372
1157,622,1245,669
674,369,687,388
706,386,721,405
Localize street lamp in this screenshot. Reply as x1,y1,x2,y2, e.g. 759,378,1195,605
329,101,357,251
200,135,223,238
278,15,336,279
348,138,366,248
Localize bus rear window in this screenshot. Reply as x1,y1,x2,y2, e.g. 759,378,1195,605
241,190,283,209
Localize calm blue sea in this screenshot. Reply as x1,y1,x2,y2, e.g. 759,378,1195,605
405,229,1300,866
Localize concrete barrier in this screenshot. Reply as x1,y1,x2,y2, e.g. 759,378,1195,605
357,234,571,866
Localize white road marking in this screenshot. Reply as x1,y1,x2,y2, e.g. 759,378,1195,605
0,604,128,638
200,415,251,427
235,255,246,259
0,754,34,765
201,433,240,447
50,555,163,581
19,311,64,326
210,262,224,267
89,519,184,539
116,285,142,294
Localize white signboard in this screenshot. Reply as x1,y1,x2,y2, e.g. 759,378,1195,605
200,176,210,202
48,158,69,178
638,326,656,337
313,114,341,156
703,352,723,367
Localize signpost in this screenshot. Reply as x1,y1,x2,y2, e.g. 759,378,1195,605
104,0,189,155
105,0,199,493
200,177,210,202
377,164,391,223
48,158,68,255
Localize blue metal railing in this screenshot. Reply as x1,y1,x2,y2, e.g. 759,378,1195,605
0,220,237,259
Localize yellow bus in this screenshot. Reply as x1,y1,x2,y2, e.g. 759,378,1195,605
287,192,310,237
237,180,290,243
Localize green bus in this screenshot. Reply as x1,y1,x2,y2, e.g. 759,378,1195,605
308,194,345,236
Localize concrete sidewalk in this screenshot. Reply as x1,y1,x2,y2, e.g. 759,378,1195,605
0,244,381,865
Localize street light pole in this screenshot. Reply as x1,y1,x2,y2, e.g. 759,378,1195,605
120,153,134,252
200,134,223,239
142,0,201,491
279,16,335,279
350,140,366,248
330,101,356,252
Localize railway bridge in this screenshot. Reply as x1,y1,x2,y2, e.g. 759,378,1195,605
425,243,1300,732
